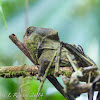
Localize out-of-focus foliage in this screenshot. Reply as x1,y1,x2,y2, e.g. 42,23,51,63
0,0,100,100
0,0,7,28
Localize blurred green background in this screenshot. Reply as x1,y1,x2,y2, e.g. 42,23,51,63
0,0,100,100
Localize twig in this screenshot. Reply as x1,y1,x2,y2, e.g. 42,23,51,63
9,34,37,65
62,76,100,95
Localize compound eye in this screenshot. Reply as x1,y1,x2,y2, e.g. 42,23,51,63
26,27,34,36
27,30,32,36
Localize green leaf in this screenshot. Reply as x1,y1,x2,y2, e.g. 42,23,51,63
0,0,7,29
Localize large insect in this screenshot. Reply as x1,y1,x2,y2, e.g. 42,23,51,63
23,26,99,100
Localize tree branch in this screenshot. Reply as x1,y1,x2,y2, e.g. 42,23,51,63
0,64,100,96
62,76,100,95
0,64,100,80
0,65,38,78
9,34,37,65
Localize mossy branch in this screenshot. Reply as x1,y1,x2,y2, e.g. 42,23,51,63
0,64,100,95
0,64,100,80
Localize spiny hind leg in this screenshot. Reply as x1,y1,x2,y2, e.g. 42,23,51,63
36,59,49,100
37,58,49,81
66,51,83,78
36,51,57,100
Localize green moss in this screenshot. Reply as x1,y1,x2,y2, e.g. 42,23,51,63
3,71,26,78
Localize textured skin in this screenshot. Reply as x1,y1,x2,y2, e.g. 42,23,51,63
23,27,60,64
23,27,71,69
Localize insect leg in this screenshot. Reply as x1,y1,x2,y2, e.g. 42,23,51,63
54,44,62,77
35,51,57,100
66,51,83,77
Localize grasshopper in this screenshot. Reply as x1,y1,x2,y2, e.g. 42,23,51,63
22,26,98,100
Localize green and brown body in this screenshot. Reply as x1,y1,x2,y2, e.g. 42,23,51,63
22,26,98,100
23,26,97,78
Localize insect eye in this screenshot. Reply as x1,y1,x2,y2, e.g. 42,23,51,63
27,29,32,36
26,27,34,36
